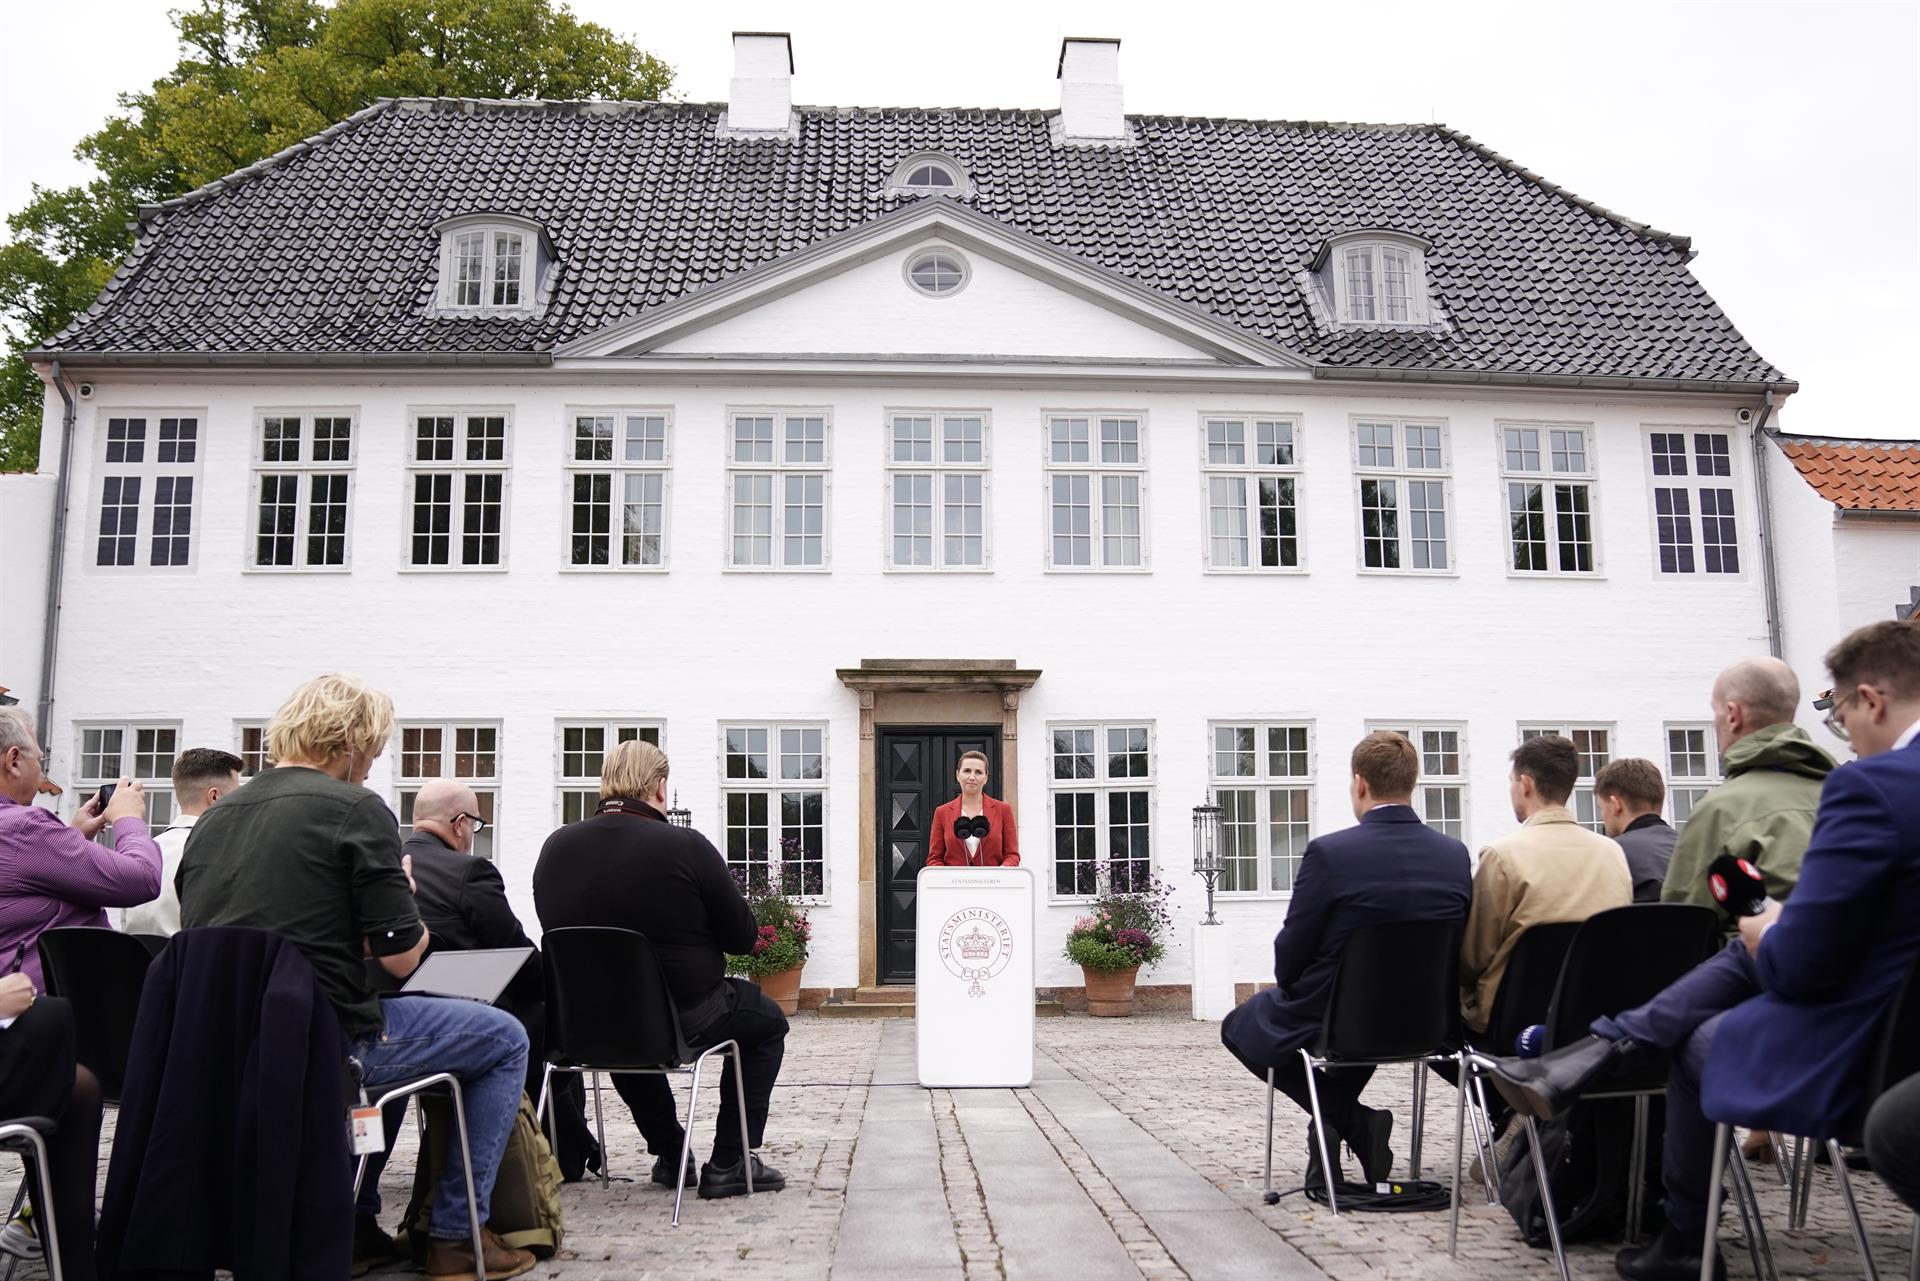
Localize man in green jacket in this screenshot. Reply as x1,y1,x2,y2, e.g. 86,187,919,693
1663,656,1835,908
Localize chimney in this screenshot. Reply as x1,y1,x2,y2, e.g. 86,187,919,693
1056,37,1126,142
727,32,793,133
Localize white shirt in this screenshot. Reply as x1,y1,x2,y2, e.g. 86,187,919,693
122,812,194,937
965,835,982,861
1894,717,1920,753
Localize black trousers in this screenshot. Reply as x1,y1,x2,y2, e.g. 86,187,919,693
1222,1031,1376,1142
0,997,101,1281
610,978,788,1167
1866,1072,1920,1214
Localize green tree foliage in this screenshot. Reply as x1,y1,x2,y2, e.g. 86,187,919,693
0,0,672,471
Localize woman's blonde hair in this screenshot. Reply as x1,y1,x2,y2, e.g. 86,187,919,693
266,674,395,765
602,739,669,802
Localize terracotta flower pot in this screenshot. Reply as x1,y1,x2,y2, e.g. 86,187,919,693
1081,965,1140,1017
757,963,805,1015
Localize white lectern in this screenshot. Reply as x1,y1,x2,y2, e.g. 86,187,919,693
915,866,1035,1088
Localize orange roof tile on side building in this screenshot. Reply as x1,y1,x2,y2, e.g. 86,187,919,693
1778,436,1920,512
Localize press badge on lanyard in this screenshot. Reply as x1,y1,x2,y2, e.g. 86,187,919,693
350,1104,385,1155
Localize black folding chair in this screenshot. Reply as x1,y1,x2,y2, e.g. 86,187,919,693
36,927,158,1103
0,1119,62,1281
1475,903,1721,1281
1259,918,1469,1255
1702,948,1920,1281
534,927,753,1227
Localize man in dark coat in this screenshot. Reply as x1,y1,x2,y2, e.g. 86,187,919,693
1221,730,1472,1185
1594,758,1678,904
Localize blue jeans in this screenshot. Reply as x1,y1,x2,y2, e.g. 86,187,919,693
349,994,529,1240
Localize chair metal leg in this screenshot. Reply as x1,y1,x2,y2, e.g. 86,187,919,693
730,1044,754,1196
441,1077,488,1281
1448,1054,1466,1258
591,1072,609,1188
1262,1066,1276,1203
1768,1131,1793,1188
1523,1115,1572,1281
0,1182,22,1281
1300,1049,1339,1216
1701,1123,1731,1281
674,1059,706,1227
2,1128,64,1281
1830,1140,1881,1281
1792,1134,1816,1229
1726,1139,1777,1281
1905,1212,1917,1281
1471,1072,1501,1204
1626,1094,1649,1244
536,1062,560,1165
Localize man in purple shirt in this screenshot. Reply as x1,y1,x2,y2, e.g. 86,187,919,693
0,707,161,989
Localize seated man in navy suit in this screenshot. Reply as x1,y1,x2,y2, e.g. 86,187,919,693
1221,731,1472,1187
1488,618,1920,1281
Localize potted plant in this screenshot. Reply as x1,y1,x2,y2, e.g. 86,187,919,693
725,839,818,1015
1062,864,1174,1016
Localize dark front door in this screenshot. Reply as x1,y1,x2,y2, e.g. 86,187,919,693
876,725,1002,985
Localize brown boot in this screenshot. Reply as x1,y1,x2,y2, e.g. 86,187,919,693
423,1227,536,1281
1742,1130,1775,1164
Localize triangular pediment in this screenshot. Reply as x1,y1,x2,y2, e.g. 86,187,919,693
558,201,1310,368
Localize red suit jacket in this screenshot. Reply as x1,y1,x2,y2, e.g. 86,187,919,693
926,795,1019,868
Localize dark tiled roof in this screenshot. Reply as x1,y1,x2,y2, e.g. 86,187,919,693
45,99,1788,386
1777,435,1920,511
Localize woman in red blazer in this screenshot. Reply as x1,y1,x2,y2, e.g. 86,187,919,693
925,750,1019,868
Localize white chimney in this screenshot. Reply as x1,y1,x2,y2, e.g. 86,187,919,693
1057,37,1126,142
727,32,793,133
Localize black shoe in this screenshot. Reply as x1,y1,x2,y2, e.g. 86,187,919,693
651,1150,698,1189
698,1153,786,1199
1615,1226,1724,1281
350,1213,405,1278
1305,1123,1345,1193
1485,1034,1637,1119
1348,1107,1394,1185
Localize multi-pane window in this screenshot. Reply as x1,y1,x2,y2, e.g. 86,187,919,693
1665,724,1721,827
566,410,669,568
251,411,354,568
395,723,500,860
1209,723,1315,894
1518,724,1614,832
74,724,177,836
408,410,510,567
728,412,830,569
1046,415,1147,570
1501,423,1597,574
1342,244,1414,323
721,724,827,894
235,722,271,776
1648,430,1741,575
447,227,529,310
93,414,201,568
557,721,664,823
1049,723,1154,897
886,412,989,569
1353,419,1450,572
1202,417,1302,570
1369,722,1469,841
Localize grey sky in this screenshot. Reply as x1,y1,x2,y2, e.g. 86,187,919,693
4,0,1915,437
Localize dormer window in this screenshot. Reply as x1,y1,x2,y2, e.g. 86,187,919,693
434,214,548,315
1311,230,1434,328
905,162,958,189
887,154,974,198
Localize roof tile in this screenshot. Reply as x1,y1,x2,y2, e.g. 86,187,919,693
1779,437,1920,511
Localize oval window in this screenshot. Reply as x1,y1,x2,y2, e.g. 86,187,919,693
906,250,968,298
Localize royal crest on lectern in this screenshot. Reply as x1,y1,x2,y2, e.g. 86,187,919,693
937,907,1014,997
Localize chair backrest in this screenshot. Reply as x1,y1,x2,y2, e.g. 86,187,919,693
1484,921,1583,1050
542,927,691,1070
1867,948,1920,1100
1545,903,1721,1049
1318,918,1461,1061
37,926,158,1102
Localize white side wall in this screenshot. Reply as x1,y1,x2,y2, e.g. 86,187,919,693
0,472,56,717
37,373,1780,990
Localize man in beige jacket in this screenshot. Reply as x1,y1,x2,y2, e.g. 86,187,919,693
1461,735,1632,1034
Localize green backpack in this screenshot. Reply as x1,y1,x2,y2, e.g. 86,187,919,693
399,1092,564,1259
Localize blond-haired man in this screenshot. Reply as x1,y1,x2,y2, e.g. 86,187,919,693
179,675,535,1280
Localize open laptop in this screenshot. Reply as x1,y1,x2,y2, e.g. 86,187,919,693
399,946,535,1004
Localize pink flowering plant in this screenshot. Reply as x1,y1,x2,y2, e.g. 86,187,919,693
1062,863,1175,973
725,838,817,979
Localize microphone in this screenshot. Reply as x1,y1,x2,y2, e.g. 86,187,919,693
1707,853,1772,918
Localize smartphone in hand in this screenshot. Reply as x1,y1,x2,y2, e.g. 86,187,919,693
92,782,117,813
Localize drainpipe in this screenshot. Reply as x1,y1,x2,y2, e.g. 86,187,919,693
36,361,78,751
1749,387,1783,658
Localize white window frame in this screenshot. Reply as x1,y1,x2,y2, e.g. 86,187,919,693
887,153,974,197
725,409,833,572
1043,412,1151,572
1351,417,1453,575
403,407,513,571
1517,723,1616,832
246,407,357,572
72,722,180,834
234,721,271,776
1366,720,1470,843
718,722,829,899
555,719,665,825
1199,414,1305,573
394,721,503,862
562,407,672,571
1644,426,1746,578
883,409,992,572
1207,721,1316,897
1498,420,1601,577
435,217,539,314
1046,721,1156,901
903,247,972,298
88,410,205,572
1664,722,1722,828
1326,236,1432,326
